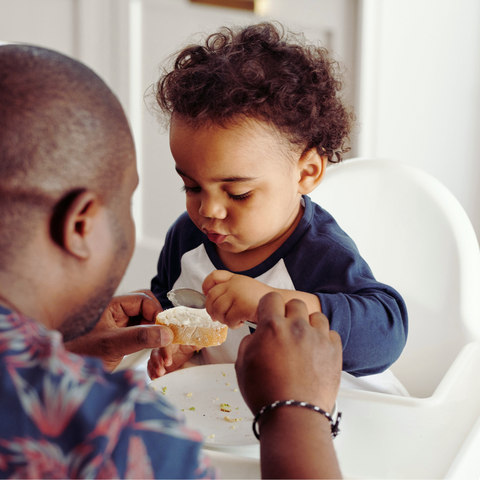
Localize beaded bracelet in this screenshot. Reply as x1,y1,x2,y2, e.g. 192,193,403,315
252,399,342,440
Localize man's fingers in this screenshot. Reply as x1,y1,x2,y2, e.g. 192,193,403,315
284,298,309,322
109,291,162,325
107,325,174,357
329,329,343,351
256,292,285,327
309,311,331,331
132,289,159,301
236,329,254,364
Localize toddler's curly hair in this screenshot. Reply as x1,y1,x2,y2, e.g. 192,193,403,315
153,22,355,163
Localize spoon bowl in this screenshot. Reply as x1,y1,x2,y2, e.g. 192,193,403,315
167,287,206,309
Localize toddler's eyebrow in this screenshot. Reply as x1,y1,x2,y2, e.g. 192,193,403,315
175,167,257,183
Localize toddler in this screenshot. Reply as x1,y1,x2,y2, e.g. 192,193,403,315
148,22,408,391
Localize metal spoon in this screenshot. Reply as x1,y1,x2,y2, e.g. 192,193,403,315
167,287,257,329
167,287,208,309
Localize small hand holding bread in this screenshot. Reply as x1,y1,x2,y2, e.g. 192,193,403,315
155,306,228,348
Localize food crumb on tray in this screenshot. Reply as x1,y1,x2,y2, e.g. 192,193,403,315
224,416,241,423
220,403,231,412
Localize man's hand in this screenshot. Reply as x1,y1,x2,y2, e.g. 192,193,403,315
235,292,342,415
235,292,343,479
65,289,174,371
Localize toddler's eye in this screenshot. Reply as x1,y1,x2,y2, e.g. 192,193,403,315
229,191,251,201
182,185,201,194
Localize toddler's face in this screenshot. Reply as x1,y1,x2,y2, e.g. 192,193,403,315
169,117,306,261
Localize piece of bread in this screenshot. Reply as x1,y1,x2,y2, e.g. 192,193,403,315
155,306,228,348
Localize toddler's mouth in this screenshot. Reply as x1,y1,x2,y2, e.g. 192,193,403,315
205,231,228,244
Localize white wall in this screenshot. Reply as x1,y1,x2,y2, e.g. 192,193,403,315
0,0,128,108
357,0,480,240
0,0,76,56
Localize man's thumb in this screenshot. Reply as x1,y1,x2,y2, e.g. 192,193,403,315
112,325,174,356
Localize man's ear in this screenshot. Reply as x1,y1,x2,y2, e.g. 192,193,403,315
297,148,327,194
50,189,102,259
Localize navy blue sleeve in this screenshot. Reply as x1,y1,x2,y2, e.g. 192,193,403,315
151,232,176,309
285,203,408,377
151,212,204,309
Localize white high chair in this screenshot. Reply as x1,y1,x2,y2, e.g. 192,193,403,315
310,157,480,398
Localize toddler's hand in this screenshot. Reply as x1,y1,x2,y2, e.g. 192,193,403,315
203,271,273,328
147,344,197,379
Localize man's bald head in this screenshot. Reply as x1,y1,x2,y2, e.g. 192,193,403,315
0,45,135,266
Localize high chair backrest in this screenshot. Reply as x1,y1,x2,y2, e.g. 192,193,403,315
310,158,480,397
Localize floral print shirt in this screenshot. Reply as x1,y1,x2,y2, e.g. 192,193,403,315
0,306,216,479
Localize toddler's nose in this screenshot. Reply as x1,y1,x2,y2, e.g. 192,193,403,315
199,196,227,219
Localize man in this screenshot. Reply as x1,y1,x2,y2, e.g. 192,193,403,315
0,44,342,478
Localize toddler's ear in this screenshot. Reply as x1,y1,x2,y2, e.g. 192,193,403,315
297,149,326,194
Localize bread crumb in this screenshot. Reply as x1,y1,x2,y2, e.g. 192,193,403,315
189,407,195,411
162,387,167,395
207,434,215,439
222,372,226,377
186,392,193,397
220,403,231,412
233,388,238,392
230,426,235,430
226,383,231,386
224,416,241,423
